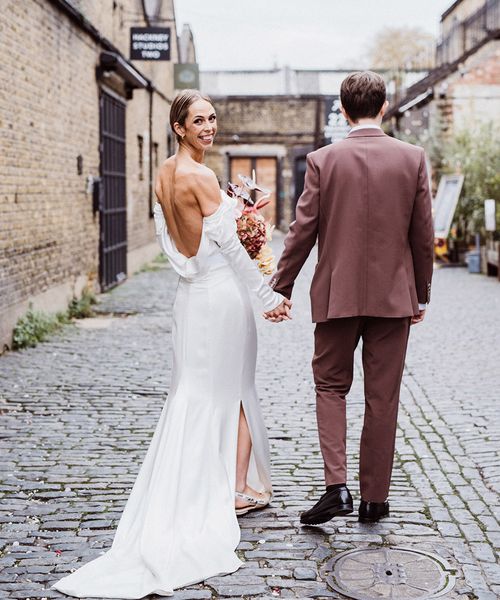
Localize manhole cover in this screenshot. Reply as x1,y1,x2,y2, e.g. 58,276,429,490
321,547,456,600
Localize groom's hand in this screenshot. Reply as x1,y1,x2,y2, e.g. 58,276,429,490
263,298,292,323
411,309,426,325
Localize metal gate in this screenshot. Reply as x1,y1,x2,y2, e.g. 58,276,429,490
99,90,127,291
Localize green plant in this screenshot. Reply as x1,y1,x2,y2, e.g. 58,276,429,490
67,288,97,319
12,288,97,350
440,122,500,239
56,311,71,324
12,304,66,349
152,253,168,264
137,253,168,273
137,263,162,273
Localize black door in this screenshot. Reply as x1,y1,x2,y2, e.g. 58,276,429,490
99,91,127,291
293,156,307,221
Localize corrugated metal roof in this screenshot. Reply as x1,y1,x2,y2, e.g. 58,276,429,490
200,67,429,97
201,69,287,96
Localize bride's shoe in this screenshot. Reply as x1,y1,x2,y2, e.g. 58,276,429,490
234,490,271,516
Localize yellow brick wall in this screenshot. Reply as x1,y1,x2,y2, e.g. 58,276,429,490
0,0,178,350
206,96,321,228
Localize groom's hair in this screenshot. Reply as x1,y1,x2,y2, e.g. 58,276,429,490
340,71,386,122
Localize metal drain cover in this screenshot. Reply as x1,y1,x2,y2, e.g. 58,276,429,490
321,547,456,599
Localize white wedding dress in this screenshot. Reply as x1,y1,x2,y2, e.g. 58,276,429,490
51,191,283,598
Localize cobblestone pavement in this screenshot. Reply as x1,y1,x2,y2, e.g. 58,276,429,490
1,234,499,600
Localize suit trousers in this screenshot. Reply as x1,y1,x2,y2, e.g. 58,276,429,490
312,316,411,503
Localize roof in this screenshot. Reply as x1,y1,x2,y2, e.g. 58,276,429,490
441,0,465,21
200,67,428,98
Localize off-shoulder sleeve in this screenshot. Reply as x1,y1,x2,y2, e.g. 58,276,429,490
153,201,169,255
204,200,284,312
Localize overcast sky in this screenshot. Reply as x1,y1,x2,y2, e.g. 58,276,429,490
174,0,453,70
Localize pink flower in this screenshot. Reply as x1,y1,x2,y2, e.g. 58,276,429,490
227,177,276,271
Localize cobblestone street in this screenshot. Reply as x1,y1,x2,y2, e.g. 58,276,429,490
1,235,499,600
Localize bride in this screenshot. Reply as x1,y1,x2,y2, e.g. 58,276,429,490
51,90,291,598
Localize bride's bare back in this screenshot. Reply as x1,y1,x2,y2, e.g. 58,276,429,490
155,155,221,258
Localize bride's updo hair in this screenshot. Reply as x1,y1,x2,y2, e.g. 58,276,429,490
170,89,214,143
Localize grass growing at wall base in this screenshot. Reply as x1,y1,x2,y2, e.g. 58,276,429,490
12,289,98,350
137,253,169,273
12,304,70,349
67,289,97,319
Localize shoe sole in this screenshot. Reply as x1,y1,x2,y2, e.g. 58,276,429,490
300,504,353,525
235,502,270,516
358,511,390,523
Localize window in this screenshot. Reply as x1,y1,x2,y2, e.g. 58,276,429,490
137,135,144,181
153,142,159,168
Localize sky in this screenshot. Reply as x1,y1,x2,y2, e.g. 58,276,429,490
174,0,453,70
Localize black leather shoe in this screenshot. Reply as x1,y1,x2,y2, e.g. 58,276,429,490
358,500,389,523
300,485,353,525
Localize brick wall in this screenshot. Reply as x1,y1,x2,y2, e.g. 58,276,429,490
426,40,500,146
448,40,500,131
213,97,319,138
126,0,178,260
0,1,101,336
206,96,321,228
0,0,177,350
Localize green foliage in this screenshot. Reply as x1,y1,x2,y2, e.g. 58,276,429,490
137,263,162,273
137,253,168,273
67,288,97,319
12,289,97,350
440,122,500,237
12,304,67,350
152,253,168,264
56,311,72,325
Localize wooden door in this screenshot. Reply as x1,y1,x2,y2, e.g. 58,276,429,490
230,157,277,226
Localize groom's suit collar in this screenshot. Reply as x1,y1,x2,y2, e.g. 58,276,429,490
347,126,386,139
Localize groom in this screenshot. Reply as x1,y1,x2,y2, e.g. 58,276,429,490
266,71,434,524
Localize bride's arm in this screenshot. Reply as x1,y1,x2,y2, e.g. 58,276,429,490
191,170,286,313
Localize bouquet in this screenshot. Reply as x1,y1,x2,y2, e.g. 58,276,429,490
226,173,275,275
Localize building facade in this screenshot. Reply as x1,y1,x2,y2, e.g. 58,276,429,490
385,0,500,142
201,68,427,230
204,94,325,228
0,0,193,350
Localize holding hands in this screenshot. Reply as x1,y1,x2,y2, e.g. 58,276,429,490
411,309,426,325
263,298,292,323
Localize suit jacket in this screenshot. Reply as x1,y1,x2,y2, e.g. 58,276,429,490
270,128,434,322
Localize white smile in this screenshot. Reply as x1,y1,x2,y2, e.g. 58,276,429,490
199,135,214,142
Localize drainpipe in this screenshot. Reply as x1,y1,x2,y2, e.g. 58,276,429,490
148,84,154,216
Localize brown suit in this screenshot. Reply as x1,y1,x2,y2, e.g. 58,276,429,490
270,128,434,502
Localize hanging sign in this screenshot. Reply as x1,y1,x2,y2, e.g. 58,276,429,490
433,174,464,239
174,64,200,89
485,199,496,232
130,27,170,61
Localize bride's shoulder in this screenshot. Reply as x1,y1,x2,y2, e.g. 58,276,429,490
174,163,216,189
155,156,175,181
184,165,220,198
193,164,218,185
